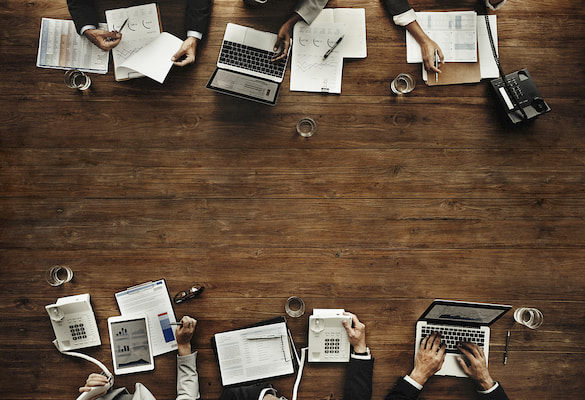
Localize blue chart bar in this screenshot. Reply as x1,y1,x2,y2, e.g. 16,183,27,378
158,312,175,343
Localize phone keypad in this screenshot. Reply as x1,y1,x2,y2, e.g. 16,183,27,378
69,323,88,341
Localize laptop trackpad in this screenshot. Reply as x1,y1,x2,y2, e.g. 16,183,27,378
243,29,274,51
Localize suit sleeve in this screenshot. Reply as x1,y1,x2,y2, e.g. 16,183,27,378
294,0,329,25
176,352,201,400
381,0,412,17
185,0,212,35
384,377,421,400
343,357,374,400
67,0,99,34
477,383,510,400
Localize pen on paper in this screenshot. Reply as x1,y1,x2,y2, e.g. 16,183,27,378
246,334,283,340
118,18,129,33
503,330,510,365
434,48,439,83
323,36,344,60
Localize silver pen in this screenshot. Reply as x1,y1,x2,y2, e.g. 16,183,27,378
434,48,439,83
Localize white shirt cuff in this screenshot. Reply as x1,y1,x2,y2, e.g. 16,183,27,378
404,375,424,391
187,30,203,40
486,0,506,10
80,24,97,36
478,381,500,394
351,347,371,360
393,9,417,27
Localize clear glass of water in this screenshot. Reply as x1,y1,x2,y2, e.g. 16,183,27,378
391,73,416,95
64,69,91,91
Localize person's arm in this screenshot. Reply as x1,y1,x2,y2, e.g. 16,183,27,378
172,0,212,66
272,0,328,61
176,316,201,400
342,313,373,400
66,0,122,50
381,0,443,73
456,343,510,400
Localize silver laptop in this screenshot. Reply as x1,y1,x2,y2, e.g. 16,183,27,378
414,299,511,377
206,23,290,106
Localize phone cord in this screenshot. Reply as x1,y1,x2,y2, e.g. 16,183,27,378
484,14,528,121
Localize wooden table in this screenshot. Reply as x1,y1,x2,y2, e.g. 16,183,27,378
1,0,584,399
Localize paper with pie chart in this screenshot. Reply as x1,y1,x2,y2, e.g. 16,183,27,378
291,22,345,93
106,3,182,83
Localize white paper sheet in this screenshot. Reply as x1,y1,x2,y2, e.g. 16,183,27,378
407,11,478,63
37,18,109,73
214,321,293,386
115,279,178,357
290,22,345,93
477,15,499,79
312,8,367,58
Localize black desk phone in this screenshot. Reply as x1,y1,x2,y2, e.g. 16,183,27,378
490,69,551,124
483,14,550,125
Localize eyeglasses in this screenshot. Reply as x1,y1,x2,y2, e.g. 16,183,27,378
174,285,205,304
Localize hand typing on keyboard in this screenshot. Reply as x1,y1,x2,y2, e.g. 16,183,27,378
456,342,496,391
409,332,446,386
272,12,301,62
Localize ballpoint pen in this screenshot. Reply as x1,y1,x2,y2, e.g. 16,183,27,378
118,18,129,33
503,330,510,365
323,36,344,60
434,48,439,83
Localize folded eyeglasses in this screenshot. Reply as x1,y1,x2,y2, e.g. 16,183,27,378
174,284,205,304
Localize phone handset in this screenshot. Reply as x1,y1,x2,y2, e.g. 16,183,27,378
52,340,113,400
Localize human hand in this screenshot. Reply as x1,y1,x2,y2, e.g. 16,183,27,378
171,37,198,67
457,342,495,391
176,316,197,356
78,373,110,400
272,14,301,62
84,29,121,51
342,312,367,353
409,332,446,386
420,37,444,74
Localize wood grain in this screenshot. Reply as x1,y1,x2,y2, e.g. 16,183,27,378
1,0,584,399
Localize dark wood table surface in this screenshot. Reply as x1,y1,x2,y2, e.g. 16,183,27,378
1,0,584,399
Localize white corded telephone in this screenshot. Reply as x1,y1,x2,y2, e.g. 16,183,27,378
307,309,352,363
46,293,113,400
45,293,101,351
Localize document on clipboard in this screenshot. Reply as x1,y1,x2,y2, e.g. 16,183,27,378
211,316,295,386
115,279,178,356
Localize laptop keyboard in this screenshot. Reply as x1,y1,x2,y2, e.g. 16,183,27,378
219,41,288,78
422,324,486,352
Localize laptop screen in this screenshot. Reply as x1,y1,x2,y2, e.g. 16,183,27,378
421,300,511,326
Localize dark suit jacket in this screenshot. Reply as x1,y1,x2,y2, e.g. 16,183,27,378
381,0,412,17
344,356,374,400
66,0,212,35
384,377,510,400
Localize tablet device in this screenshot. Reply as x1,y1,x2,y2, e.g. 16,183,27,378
108,314,155,375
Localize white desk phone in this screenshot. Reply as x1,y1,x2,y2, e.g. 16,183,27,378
307,309,352,363
46,293,113,400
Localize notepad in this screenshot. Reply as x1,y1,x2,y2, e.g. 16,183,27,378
212,317,295,386
105,3,183,83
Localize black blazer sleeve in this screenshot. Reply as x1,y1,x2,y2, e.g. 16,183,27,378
343,357,374,400
185,0,212,35
381,0,413,17
478,383,510,400
384,377,422,400
67,0,99,34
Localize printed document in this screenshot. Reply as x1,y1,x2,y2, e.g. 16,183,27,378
312,8,367,58
37,18,109,73
407,11,477,63
214,320,293,386
115,279,178,356
106,3,182,82
290,22,345,93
